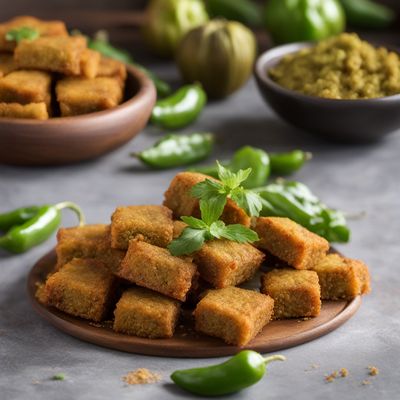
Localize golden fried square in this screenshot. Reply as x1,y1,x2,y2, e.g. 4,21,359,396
113,287,180,338
0,16,67,52
194,287,274,346
0,102,48,119
97,56,127,86
80,49,100,79
56,76,123,116
0,70,51,107
261,269,321,319
15,36,86,75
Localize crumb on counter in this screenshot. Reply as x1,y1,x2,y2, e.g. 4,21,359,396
325,371,338,382
362,379,371,385
368,366,379,376
122,368,161,385
340,368,349,377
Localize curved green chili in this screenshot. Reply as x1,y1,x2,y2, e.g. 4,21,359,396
254,180,350,243
270,150,312,176
151,84,207,130
0,206,41,232
190,146,270,188
171,350,285,396
339,0,395,29
133,132,215,169
0,202,85,254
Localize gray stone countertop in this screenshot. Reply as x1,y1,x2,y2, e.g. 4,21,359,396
1,74,399,400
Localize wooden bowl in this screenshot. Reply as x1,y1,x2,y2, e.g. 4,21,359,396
255,42,400,143
0,65,156,165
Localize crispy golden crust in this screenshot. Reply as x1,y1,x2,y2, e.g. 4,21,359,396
80,48,100,79
15,35,86,75
163,172,251,226
0,70,51,107
172,220,187,239
55,224,125,274
56,76,123,116
193,239,264,288
0,53,18,77
0,102,48,119
113,287,180,338
0,16,67,52
45,258,117,322
110,205,173,250
119,241,197,301
194,287,274,346
312,254,371,300
253,217,329,270
261,269,321,319
97,56,127,85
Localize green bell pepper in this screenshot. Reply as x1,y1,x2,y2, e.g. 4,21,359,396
264,0,345,44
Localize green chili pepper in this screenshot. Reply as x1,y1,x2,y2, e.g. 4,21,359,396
264,0,345,44
87,35,171,98
0,206,41,232
270,150,312,176
191,146,270,188
229,146,270,189
0,202,85,253
207,0,262,28
151,84,207,130
339,0,395,29
132,132,214,169
254,180,350,243
171,351,285,396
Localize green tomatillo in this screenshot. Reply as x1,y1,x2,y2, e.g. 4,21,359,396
143,0,209,58
176,19,257,98
264,0,345,44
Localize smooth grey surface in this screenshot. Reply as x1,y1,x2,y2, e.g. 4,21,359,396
0,72,399,400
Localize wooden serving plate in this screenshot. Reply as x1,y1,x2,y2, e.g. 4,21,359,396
27,250,361,358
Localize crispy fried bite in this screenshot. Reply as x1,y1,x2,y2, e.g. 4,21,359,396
194,287,274,346
97,56,127,85
253,217,329,270
56,76,123,116
193,239,264,288
56,224,125,274
163,172,251,227
45,258,117,321
80,48,100,79
0,102,48,119
312,254,371,300
172,220,187,239
261,269,321,318
111,205,173,250
0,16,67,52
118,241,197,301
113,287,180,338
15,35,86,75
0,70,51,107
0,53,18,77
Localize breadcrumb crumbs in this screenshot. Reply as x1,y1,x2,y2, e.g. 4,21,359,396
340,368,349,377
368,366,379,376
362,379,371,385
122,368,161,385
325,371,338,382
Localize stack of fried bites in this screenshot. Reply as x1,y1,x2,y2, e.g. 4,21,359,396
0,16,126,120
37,172,371,347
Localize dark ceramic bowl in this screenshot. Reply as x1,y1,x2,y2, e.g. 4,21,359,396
0,64,156,165
255,42,400,143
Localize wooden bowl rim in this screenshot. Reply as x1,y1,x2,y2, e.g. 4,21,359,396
0,63,155,126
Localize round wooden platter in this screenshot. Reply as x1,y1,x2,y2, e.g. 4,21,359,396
27,250,361,358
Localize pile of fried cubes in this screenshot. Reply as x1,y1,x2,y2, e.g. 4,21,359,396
0,16,126,120
38,172,370,347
